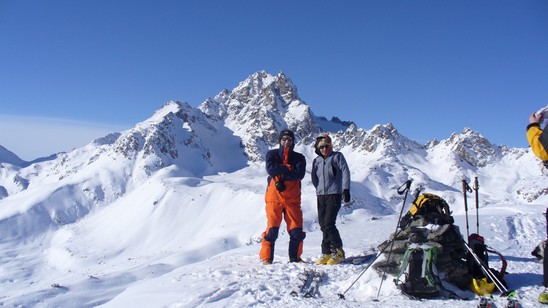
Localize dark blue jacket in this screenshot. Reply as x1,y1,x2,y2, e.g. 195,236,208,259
265,145,306,184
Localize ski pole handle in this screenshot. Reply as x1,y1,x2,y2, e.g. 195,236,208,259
412,186,423,200
462,179,472,193
397,179,412,195
473,177,479,191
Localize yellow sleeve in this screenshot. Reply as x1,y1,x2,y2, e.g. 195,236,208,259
527,125,548,160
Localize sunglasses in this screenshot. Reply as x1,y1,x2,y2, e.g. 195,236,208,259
281,137,293,142
319,145,330,149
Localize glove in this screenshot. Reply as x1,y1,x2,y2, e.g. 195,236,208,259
275,180,286,192
343,189,350,203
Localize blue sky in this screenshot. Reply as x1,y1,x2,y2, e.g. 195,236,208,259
1,1,547,160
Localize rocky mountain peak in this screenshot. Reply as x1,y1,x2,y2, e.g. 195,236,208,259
198,71,318,161
442,128,501,167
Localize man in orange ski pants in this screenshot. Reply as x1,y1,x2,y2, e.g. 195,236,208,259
260,129,306,264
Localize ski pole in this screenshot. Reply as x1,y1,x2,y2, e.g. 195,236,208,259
464,240,509,294
336,248,385,300
374,179,413,301
473,177,480,234
337,179,413,301
462,179,472,239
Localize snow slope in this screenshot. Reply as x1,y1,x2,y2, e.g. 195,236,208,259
1,167,546,307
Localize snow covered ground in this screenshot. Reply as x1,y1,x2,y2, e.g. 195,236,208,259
1,165,547,307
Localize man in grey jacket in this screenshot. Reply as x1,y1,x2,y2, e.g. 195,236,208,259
311,133,351,265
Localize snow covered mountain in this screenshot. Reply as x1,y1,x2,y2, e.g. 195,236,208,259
0,71,547,307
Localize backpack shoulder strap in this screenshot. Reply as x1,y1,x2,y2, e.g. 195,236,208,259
396,243,419,283
486,246,507,279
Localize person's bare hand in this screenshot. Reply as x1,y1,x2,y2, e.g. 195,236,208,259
530,111,543,124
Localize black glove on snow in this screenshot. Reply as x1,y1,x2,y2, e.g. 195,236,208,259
343,189,350,203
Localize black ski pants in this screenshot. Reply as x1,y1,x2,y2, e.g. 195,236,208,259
317,194,343,254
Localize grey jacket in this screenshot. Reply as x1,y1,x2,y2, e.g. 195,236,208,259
311,151,350,195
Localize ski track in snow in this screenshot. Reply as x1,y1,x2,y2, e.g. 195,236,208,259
507,213,544,250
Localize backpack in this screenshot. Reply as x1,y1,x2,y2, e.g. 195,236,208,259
395,242,441,298
399,193,454,229
467,233,489,279
467,233,508,294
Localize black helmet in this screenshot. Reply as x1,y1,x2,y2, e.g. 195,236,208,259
278,129,295,142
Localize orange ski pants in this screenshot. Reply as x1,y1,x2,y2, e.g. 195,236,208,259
260,201,305,262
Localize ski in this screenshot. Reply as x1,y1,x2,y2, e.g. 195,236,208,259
290,269,324,298
477,294,493,308
476,292,521,308
290,269,314,297
505,291,520,308
341,253,376,265
303,270,323,298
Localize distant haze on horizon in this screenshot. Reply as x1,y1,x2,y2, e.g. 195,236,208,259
0,115,129,161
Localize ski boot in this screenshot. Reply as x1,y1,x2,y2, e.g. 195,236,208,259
327,248,345,265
